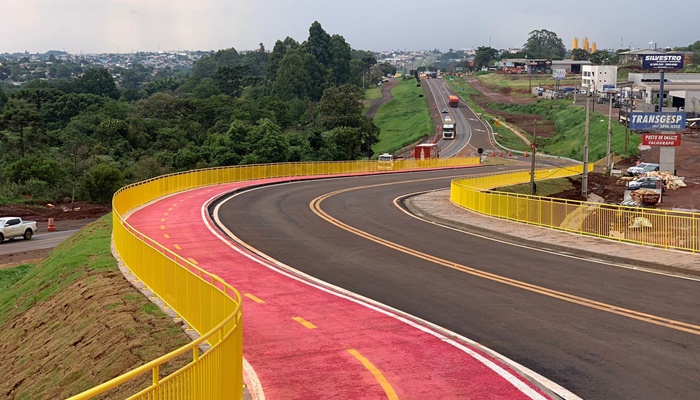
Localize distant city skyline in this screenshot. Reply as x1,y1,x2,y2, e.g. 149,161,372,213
2,0,699,54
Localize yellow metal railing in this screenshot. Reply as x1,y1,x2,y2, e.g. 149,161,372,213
71,158,481,399
451,165,700,253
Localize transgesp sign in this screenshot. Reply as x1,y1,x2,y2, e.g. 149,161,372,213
629,112,686,131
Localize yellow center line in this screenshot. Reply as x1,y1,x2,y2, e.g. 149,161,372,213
347,349,399,400
161,218,166,222
292,316,317,329
160,225,165,230
173,244,182,250
309,183,700,337
168,208,173,211
187,258,199,265
163,234,170,239
244,293,265,304
164,212,169,216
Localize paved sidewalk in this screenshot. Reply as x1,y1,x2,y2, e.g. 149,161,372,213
405,190,700,278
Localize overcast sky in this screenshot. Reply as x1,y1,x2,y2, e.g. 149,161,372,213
2,0,699,54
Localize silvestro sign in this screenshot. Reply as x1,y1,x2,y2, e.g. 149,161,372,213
642,54,684,69
629,112,686,131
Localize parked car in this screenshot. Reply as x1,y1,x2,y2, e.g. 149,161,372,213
627,163,660,176
628,176,664,191
0,217,38,242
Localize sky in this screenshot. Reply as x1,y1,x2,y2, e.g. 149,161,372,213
2,0,699,54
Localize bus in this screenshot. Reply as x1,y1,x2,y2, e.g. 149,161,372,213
442,122,456,139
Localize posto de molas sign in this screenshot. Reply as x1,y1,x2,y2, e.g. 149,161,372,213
642,54,684,69
642,133,681,146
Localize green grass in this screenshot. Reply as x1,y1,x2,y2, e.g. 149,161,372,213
477,73,581,95
495,177,576,196
364,86,382,101
488,101,641,161
371,79,433,156
0,264,34,292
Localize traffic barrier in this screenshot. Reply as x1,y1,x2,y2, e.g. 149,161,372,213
47,217,55,232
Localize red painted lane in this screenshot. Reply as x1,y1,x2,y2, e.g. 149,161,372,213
127,177,549,400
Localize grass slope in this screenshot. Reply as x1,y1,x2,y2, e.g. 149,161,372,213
371,79,433,156
477,73,581,95
489,101,640,161
0,215,191,400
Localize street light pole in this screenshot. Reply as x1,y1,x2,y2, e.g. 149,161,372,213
582,94,591,198
606,92,614,175
530,119,538,195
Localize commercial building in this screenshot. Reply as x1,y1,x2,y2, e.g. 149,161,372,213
581,65,618,93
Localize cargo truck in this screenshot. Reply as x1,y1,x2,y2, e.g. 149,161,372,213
414,143,439,160
448,95,459,107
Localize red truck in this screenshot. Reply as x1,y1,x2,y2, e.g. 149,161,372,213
448,95,459,108
414,143,440,160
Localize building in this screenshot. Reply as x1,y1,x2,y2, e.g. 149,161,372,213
628,73,700,113
582,65,618,93
551,59,592,74
618,49,694,66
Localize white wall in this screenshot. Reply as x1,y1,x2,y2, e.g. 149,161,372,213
582,65,618,93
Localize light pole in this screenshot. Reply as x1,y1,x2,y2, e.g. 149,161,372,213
605,90,615,175
582,93,591,198
530,119,538,195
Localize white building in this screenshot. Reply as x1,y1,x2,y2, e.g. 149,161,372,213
582,65,618,94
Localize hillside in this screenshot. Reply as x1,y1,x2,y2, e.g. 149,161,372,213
0,216,190,399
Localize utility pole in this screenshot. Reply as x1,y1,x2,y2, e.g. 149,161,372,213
530,119,538,195
582,94,591,198
605,92,614,175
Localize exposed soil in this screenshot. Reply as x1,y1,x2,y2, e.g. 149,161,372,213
0,201,109,223
365,78,398,119
466,75,700,211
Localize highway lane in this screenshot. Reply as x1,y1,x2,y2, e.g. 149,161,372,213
215,168,700,400
0,230,79,255
423,78,471,157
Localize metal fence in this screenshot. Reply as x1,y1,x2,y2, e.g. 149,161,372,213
70,157,481,400
451,165,700,253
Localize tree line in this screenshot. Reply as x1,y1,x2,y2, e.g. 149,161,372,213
0,22,393,205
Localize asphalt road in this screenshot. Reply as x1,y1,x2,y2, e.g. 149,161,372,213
215,167,700,400
0,229,79,256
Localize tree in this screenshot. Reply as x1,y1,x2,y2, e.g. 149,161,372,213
474,46,499,70
81,163,123,204
329,35,352,85
16,81,63,110
267,37,299,82
305,21,332,67
213,64,250,97
0,107,43,157
590,50,616,65
360,51,377,88
245,118,289,163
571,48,590,61
522,29,566,59
0,86,7,111
273,49,312,100
74,68,119,99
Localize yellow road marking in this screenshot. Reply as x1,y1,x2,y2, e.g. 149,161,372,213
164,212,169,216
293,316,317,329
160,225,165,230
309,184,700,337
163,234,170,239
244,293,265,304
161,218,166,222
173,203,178,207
187,258,198,265
174,244,182,250
347,349,399,400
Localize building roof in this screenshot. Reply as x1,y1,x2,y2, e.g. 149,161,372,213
552,60,592,65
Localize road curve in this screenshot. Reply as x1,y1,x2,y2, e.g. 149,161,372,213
215,169,700,400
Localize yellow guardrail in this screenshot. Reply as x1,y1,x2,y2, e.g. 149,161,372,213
451,165,700,253
71,157,481,400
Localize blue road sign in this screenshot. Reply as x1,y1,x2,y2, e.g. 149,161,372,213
629,112,686,131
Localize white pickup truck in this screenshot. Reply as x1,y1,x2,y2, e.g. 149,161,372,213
0,217,38,242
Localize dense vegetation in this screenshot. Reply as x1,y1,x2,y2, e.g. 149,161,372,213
0,22,384,205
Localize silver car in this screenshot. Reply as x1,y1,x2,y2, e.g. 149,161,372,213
627,163,660,176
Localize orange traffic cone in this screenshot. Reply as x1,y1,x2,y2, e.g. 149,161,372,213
491,150,495,156
508,150,512,157
48,217,55,232
524,151,529,157
499,150,503,157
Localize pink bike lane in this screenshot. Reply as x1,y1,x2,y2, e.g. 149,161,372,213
127,177,552,400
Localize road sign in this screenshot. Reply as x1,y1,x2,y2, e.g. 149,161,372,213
642,54,684,69
552,69,566,80
642,133,681,146
629,112,686,131
456,67,463,71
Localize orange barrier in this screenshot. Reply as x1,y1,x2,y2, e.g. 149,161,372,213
47,217,55,232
